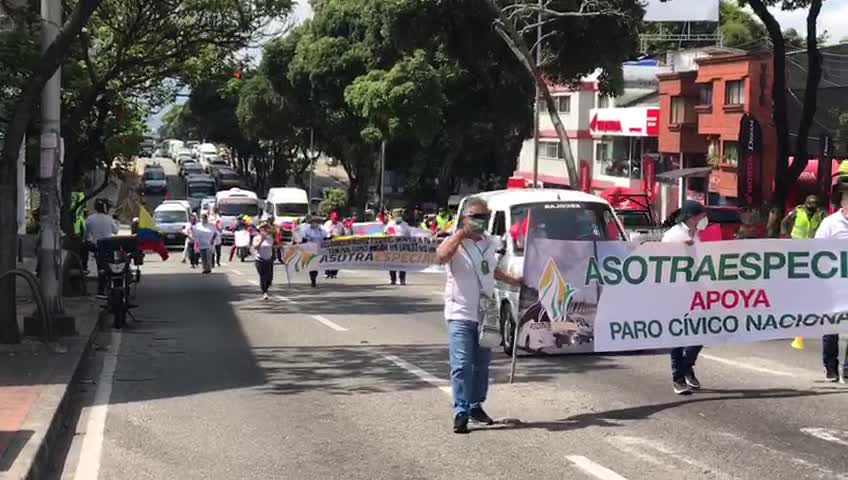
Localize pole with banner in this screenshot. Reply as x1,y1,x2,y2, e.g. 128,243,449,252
642,156,656,200
818,132,833,207
736,113,763,208
578,160,591,193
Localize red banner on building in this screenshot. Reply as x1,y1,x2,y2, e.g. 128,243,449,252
818,132,833,202
579,160,592,193
642,156,656,200
736,113,762,208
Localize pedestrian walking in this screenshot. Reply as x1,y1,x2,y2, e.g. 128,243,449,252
385,211,410,285
302,215,327,287
436,197,521,434
662,200,709,395
194,213,218,274
214,210,224,267
253,222,276,300
183,213,199,267
781,194,823,239
814,191,848,382
324,211,344,279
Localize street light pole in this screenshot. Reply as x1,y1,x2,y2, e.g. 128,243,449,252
379,139,386,213
307,128,314,213
37,0,73,334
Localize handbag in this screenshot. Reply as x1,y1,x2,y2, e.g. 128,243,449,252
461,243,502,349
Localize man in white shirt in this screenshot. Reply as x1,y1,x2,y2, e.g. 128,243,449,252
662,200,709,395
193,213,218,274
385,212,411,285
85,200,119,244
436,197,521,434
815,192,848,382
302,215,327,287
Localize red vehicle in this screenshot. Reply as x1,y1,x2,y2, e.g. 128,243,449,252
663,206,764,241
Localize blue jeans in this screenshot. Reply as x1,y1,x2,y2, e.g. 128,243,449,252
448,319,492,417
670,346,702,381
822,335,848,371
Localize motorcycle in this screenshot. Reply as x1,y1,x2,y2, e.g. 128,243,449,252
234,229,252,262
96,236,142,329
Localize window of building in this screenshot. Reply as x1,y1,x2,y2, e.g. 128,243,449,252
557,95,571,114
540,142,562,159
597,95,610,108
671,96,696,125
698,84,713,106
723,141,739,166
724,80,745,105
595,142,611,163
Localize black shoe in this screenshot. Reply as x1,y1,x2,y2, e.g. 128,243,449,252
453,415,470,434
469,407,494,425
684,370,701,390
673,379,692,395
825,367,839,383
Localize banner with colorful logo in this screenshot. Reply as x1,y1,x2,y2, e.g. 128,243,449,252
519,237,848,354
281,236,443,273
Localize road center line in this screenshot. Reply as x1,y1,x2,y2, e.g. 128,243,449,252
700,354,796,378
382,354,452,395
800,428,848,447
229,269,245,276
311,315,348,332
566,455,629,480
274,295,298,304
75,331,122,480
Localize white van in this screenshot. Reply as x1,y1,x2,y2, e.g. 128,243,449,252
153,202,191,247
263,187,309,242
216,188,260,244
455,188,625,355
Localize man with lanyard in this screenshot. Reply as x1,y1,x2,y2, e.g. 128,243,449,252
815,187,848,382
436,197,521,434
781,194,823,239
85,199,119,294
662,200,710,395
385,210,411,285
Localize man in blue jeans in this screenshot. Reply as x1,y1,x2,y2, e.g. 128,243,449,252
436,197,521,434
814,191,848,381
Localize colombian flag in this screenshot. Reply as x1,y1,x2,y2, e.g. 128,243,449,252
137,206,169,261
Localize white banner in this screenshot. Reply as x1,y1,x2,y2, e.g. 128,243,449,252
281,236,443,273
520,238,848,353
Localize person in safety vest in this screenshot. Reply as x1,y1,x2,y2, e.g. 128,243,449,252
781,194,823,239
435,208,450,232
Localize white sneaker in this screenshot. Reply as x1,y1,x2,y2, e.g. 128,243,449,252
262,293,269,301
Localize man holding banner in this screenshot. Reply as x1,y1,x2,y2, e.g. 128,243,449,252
436,197,521,434
814,191,848,382
662,200,709,395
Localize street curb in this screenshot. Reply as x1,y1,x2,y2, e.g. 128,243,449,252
1,300,101,480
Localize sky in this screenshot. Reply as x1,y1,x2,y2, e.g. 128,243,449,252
770,0,848,42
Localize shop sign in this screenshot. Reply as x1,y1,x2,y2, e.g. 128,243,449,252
589,107,660,137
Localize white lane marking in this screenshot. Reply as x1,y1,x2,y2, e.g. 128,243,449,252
608,436,735,480
275,295,298,305
75,331,122,480
383,354,452,395
715,431,848,479
700,354,796,378
311,315,348,332
248,279,259,286
431,290,444,296
566,456,629,480
801,428,848,448
229,269,245,276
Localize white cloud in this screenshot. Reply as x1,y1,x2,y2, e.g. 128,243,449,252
294,0,313,23
769,0,848,44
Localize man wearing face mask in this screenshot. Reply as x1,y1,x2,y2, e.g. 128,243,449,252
436,197,522,434
662,200,708,395
814,188,848,382
781,194,823,239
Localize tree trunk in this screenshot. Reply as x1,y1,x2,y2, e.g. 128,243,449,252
488,1,579,186
0,0,104,343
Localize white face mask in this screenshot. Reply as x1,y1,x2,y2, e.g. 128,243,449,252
696,216,709,231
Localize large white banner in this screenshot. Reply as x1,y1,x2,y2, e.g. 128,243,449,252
643,0,719,22
281,236,443,274
520,238,848,353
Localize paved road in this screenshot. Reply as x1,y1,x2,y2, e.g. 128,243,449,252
52,250,848,479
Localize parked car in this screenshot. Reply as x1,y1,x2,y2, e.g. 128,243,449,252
142,165,167,194
212,166,241,190
180,161,203,178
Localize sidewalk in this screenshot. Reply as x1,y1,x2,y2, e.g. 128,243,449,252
0,259,101,480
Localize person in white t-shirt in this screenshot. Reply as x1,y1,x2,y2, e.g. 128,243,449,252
436,196,521,434
323,211,345,279
815,193,848,382
85,200,119,244
252,222,276,300
193,213,218,274
662,200,709,395
385,212,411,285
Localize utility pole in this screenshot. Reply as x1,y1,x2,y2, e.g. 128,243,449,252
17,139,25,263
531,0,542,188
379,139,386,212
307,128,314,213
37,0,73,335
